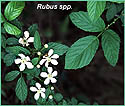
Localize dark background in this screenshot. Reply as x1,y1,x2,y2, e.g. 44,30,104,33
1,1,124,105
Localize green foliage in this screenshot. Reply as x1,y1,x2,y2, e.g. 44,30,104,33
3,53,16,66
15,76,27,102
48,42,69,56
87,1,106,21
11,19,24,30
28,24,38,36
1,13,6,23
34,31,42,50
4,22,21,36
106,3,117,21
5,71,20,81
54,93,63,102
71,97,78,105
106,3,124,21
6,37,19,45
23,67,40,78
69,11,105,32
1,34,6,48
5,46,30,55
31,58,39,65
101,29,120,66
65,36,99,69
4,1,25,21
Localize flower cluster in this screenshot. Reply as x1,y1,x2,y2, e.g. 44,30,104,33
14,31,59,100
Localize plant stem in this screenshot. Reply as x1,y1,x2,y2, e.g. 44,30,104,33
97,16,120,38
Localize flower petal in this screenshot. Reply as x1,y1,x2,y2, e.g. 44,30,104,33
48,67,53,74
25,62,34,69
34,93,40,100
27,37,34,43
39,59,46,65
45,61,49,68
48,49,53,57
26,43,29,46
15,58,21,64
52,71,58,77
51,54,59,59
51,59,58,65
19,38,23,44
41,88,46,92
30,87,38,92
36,83,41,89
40,72,48,78
24,31,29,39
26,56,30,61
44,78,50,85
40,92,45,98
18,54,25,59
50,78,57,83
19,63,25,71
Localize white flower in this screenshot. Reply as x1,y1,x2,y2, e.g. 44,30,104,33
36,64,41,68
19,31,34,46
40,67,58,85
44,44,48,48
39,49,59,67
49,95,53,99
15,54,34,71
51,86,54,90
30,83,46,100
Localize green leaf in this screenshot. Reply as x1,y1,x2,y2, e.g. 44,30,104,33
34,31,42,50
1,34,6,48
69,11,105,32
5,71,20,81
65,36,99,69
48,42,69,56
28,24,38,36
23,67,40,78
1,13,6,23
106,3,117,21
6,37,19,45
5,46,30,55
87,1,106,21
15,76,27,102
4,1,25,21
62,100,68,105
3,53,16,66
1,52,6,59
54,93,63,102
32,58,39,65
1,27,6,34
71,97,78,105
11,19,23,29
4,22,21,36
101,29,120,66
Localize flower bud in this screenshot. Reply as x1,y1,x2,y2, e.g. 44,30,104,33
51,86,54,90
44,44,48,48
49,95,53,99
36,64,40,68
37,52,41,56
